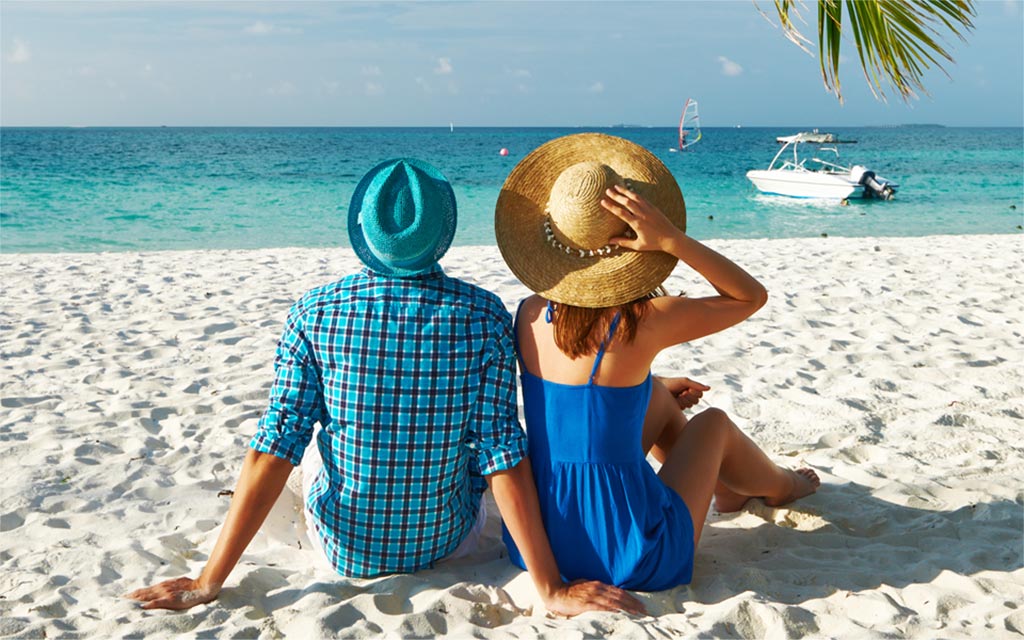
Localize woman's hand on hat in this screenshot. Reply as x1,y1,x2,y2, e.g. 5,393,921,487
602,185,684,253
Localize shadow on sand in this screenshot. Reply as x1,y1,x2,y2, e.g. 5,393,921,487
691,479,1023,606
206,479,1021,632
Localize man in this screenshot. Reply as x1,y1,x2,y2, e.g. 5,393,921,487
128,158,645,616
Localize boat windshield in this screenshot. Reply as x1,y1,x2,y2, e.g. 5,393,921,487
766,132,854,172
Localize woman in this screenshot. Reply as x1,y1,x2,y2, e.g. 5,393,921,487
495,133,819,591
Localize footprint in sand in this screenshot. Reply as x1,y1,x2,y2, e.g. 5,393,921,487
43,517,71,529
203,321,236,336
0,395,59,408
1,510,26,530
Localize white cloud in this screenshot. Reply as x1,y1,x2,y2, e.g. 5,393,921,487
361,65,382,77
8,38,31,64
365,82,383,96
434,57,453,75
588,81,605,93
78,66,96,77
718,56,743,77
505,68,532,92
416,76,433,93
244,21,273,35
142,63,153,77
973,64,989,88
268,81,296,96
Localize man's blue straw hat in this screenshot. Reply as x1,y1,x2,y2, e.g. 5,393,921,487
348,158,457,276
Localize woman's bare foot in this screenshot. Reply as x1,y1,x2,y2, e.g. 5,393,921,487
764,468,820,507
713,469,820,513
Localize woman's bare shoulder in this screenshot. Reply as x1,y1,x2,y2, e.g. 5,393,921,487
517,294,546,321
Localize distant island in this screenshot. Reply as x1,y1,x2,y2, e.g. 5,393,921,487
878,123,948,128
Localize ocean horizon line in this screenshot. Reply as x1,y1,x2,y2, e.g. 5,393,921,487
3,124,1022,130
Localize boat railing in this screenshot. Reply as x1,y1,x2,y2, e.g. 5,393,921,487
778,159,810,172
763,135,858,175
809,157,851,174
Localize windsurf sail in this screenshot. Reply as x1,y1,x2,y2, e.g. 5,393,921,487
678,98,702,150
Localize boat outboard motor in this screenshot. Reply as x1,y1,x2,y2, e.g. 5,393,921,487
850,165,895,200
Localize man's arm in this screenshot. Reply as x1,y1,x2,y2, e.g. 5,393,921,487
129,300,323,610
127,449,293,609
488,458,646,617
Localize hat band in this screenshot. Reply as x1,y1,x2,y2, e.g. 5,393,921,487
543,216,621,258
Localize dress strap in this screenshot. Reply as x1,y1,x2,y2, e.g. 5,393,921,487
512,299,528,367
588,313,622,384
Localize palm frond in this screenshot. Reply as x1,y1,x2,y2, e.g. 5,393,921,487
772,0,976,103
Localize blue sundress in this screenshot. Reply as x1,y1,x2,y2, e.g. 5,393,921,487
502,306,695,591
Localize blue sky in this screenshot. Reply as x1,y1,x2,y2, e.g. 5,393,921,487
2,1,1022,127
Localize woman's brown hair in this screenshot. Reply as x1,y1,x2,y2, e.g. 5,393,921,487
550,287,666,359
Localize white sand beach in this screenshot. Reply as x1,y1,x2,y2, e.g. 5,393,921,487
2,234,1022,639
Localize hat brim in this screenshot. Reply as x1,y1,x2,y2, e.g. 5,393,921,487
494,133,686,308
347,158,457,276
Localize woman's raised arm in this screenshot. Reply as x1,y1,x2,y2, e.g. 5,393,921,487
603,184,767,347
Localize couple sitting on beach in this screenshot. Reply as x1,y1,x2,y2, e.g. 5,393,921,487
130,134,819,615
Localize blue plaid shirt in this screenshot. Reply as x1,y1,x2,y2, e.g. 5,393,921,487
250,265,526,578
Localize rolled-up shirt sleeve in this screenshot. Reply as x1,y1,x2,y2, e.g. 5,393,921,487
465,311,528,478
249,301,325,466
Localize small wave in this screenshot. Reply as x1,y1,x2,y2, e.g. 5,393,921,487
105,213,152,222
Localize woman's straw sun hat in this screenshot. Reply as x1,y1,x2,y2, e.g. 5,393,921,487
494,133,686,308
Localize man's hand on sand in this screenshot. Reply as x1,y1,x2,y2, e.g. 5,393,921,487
544,579,646,617
658,376,710,410
127,576,221,610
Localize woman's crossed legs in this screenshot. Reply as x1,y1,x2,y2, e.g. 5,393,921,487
642,379,819,544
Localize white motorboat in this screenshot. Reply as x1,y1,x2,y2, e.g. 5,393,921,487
746,132,897,200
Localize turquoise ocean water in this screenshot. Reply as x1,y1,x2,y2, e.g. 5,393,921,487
1,127,1021,253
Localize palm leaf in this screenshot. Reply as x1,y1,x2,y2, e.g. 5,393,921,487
768,0,976,103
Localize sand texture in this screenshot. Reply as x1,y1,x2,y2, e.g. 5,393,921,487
2,235,1022,638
